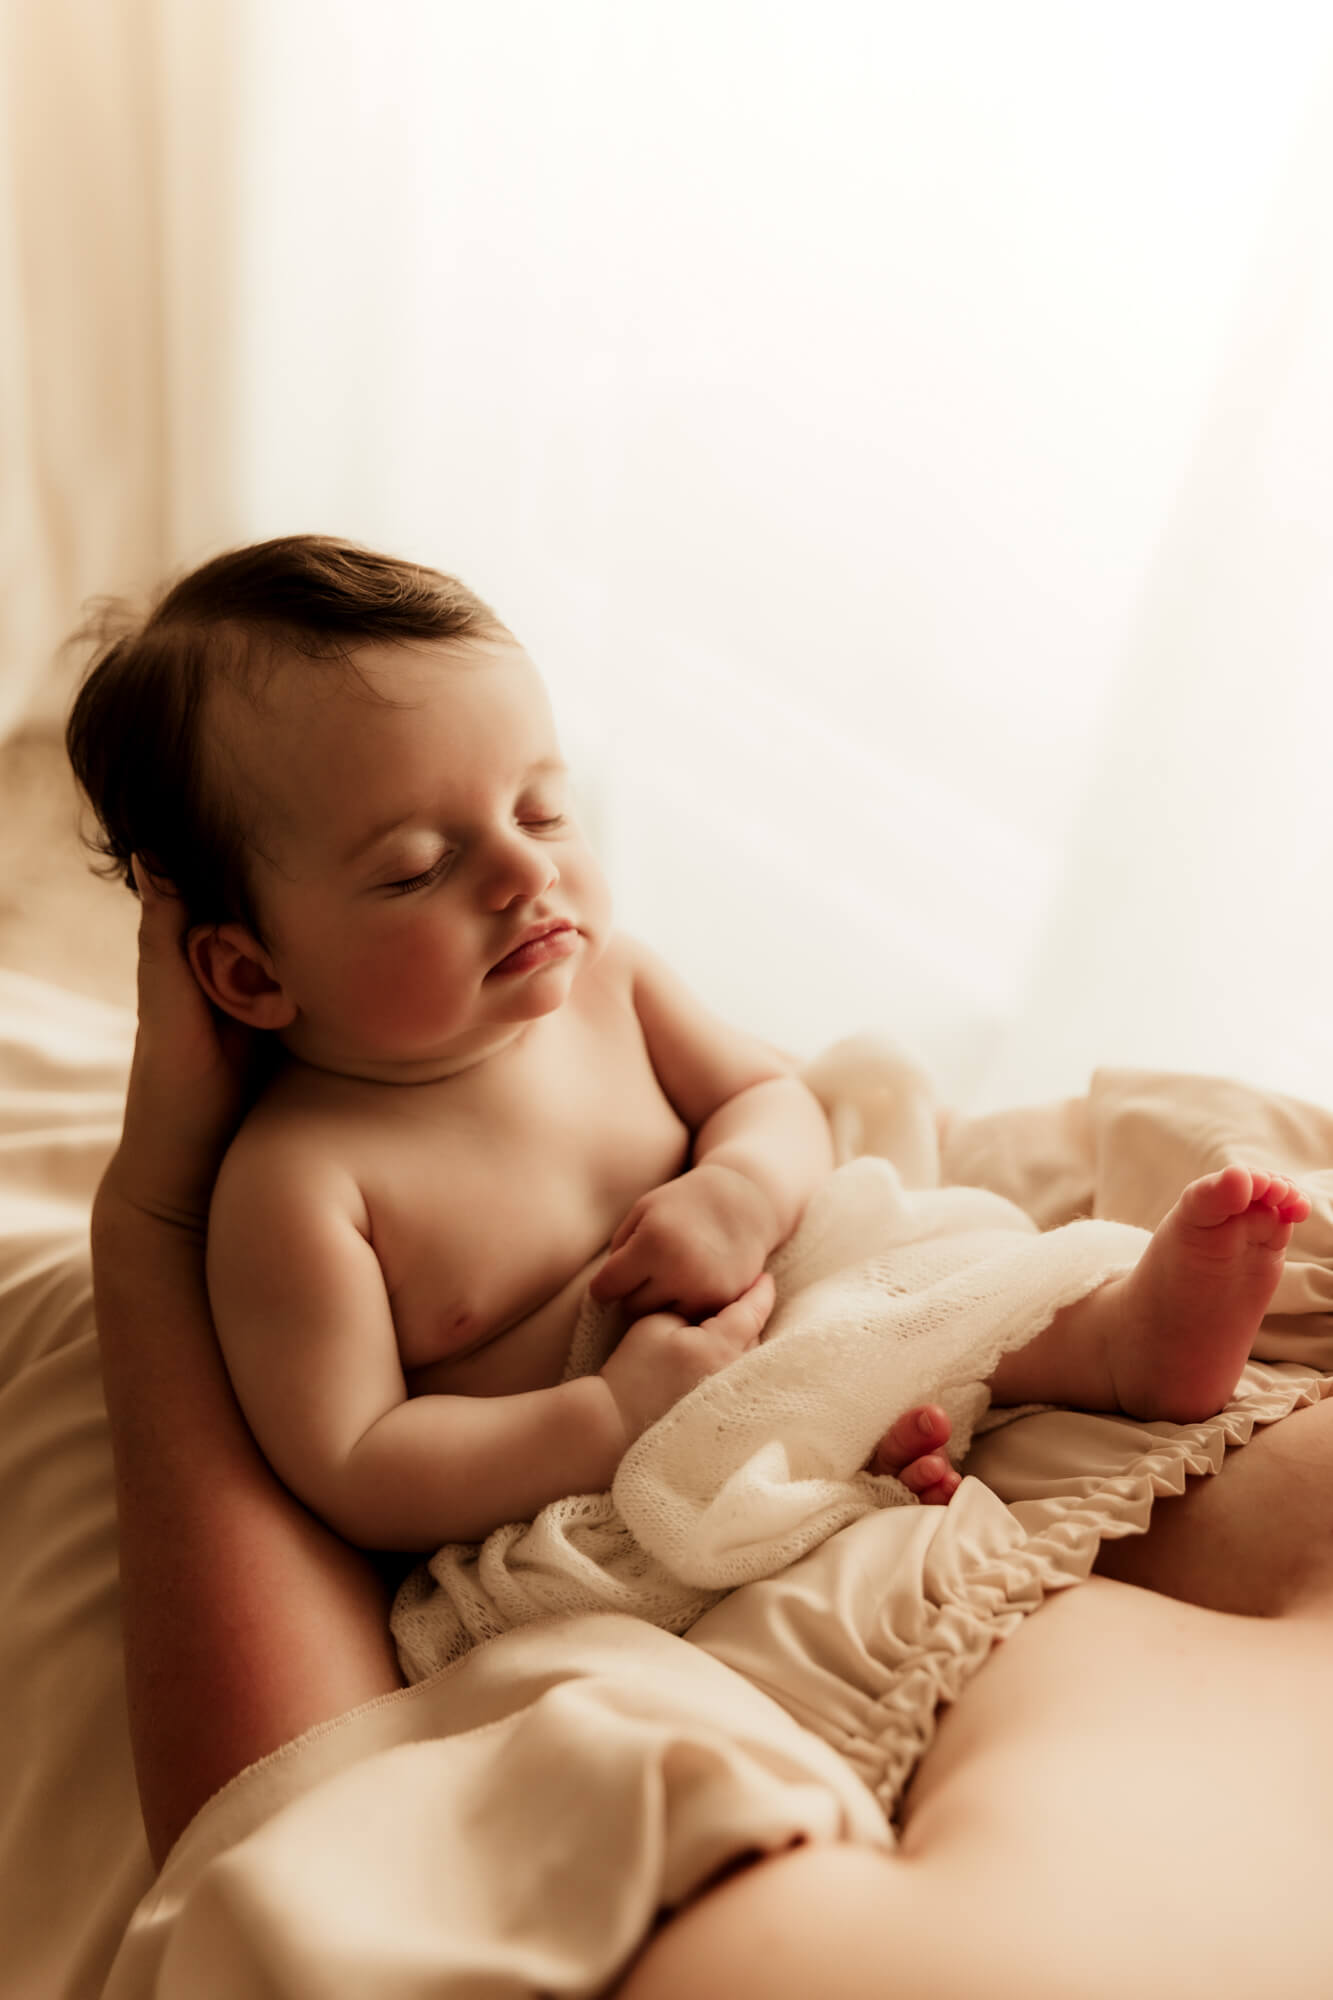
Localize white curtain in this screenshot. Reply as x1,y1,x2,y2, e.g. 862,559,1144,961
0,0,238,735
6,0,1333,1112
1,0,163,738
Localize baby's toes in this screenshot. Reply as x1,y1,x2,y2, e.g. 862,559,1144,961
869,1404,951,1476
898,1453,954,1501
907,1461,961,1507
1180,1165,1253,1228
1266,1175,1310,1224
1238,1173,1308,1246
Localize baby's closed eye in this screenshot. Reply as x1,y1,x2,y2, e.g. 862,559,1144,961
384,853,453,896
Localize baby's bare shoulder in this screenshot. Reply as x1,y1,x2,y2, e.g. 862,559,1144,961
211,1082,368,1237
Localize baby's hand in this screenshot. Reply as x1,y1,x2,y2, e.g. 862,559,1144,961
600,1273,775,1449
589,1164,777,1321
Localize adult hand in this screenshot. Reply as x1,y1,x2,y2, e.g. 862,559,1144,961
100,856,270,1231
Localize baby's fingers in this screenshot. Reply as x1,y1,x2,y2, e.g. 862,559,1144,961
699,1271,775,1352
589,1235,643,1304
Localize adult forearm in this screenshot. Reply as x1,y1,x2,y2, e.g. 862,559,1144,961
92,1184,402,1866
692,1077,834,1244
94,1188,253,1483
333,1375,628,1550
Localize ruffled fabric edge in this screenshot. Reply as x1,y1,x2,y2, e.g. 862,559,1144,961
688,1359,1332,1822
870,1360,1333,1812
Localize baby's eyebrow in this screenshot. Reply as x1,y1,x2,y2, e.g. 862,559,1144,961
341,813,415,867
340,758,568,867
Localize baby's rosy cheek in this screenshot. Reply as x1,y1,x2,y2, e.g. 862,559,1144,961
343,942,464,1037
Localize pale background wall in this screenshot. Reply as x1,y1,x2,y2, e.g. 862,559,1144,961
5,0,1333,1111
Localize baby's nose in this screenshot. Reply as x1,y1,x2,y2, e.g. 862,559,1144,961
485,835,557,906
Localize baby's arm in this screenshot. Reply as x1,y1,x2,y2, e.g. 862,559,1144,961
207,1132,770,1549
207,1138,635,1549
590,939,834,1320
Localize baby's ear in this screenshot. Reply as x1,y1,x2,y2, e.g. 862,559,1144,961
187,923,296,1031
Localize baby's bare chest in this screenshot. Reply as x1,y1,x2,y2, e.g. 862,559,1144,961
356,1013,690,1391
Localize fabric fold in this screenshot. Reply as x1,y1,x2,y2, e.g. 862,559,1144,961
691,1358,1331,1817
106,1615,890,2000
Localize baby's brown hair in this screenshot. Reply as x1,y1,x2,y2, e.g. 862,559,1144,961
65,535,505,940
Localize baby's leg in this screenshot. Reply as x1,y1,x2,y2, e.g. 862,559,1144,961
990,1166,1310,1422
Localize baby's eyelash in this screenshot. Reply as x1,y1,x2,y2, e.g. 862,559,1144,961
385,855,449,896
383,817,565,895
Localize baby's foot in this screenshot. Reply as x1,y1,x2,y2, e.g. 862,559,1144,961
867,1404,960,1505
1109,1166,1309,1422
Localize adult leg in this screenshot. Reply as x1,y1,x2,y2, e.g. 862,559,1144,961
619,1393,1333,1999
1092,1389,1333,1615
619,1577,1333,2000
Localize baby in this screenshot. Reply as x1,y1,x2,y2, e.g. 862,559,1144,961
68,536,1310,1554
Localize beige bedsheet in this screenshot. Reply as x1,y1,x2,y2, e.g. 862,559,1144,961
0,973,148,2000
1,986,1329,1998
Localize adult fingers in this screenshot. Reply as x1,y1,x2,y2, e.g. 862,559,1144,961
130,855,199,1001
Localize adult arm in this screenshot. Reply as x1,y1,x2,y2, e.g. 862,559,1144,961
94,863,403,1868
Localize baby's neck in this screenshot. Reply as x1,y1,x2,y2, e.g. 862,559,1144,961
274,1020,536,1089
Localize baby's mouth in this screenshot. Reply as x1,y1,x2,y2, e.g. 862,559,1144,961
488,921,577,978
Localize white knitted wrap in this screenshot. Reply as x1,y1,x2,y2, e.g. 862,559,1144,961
392,1153,1148,1682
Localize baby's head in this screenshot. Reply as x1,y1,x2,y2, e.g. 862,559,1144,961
67,536,506,934
68,535,612,1079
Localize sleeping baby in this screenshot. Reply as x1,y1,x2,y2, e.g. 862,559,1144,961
67,535,1309,1563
